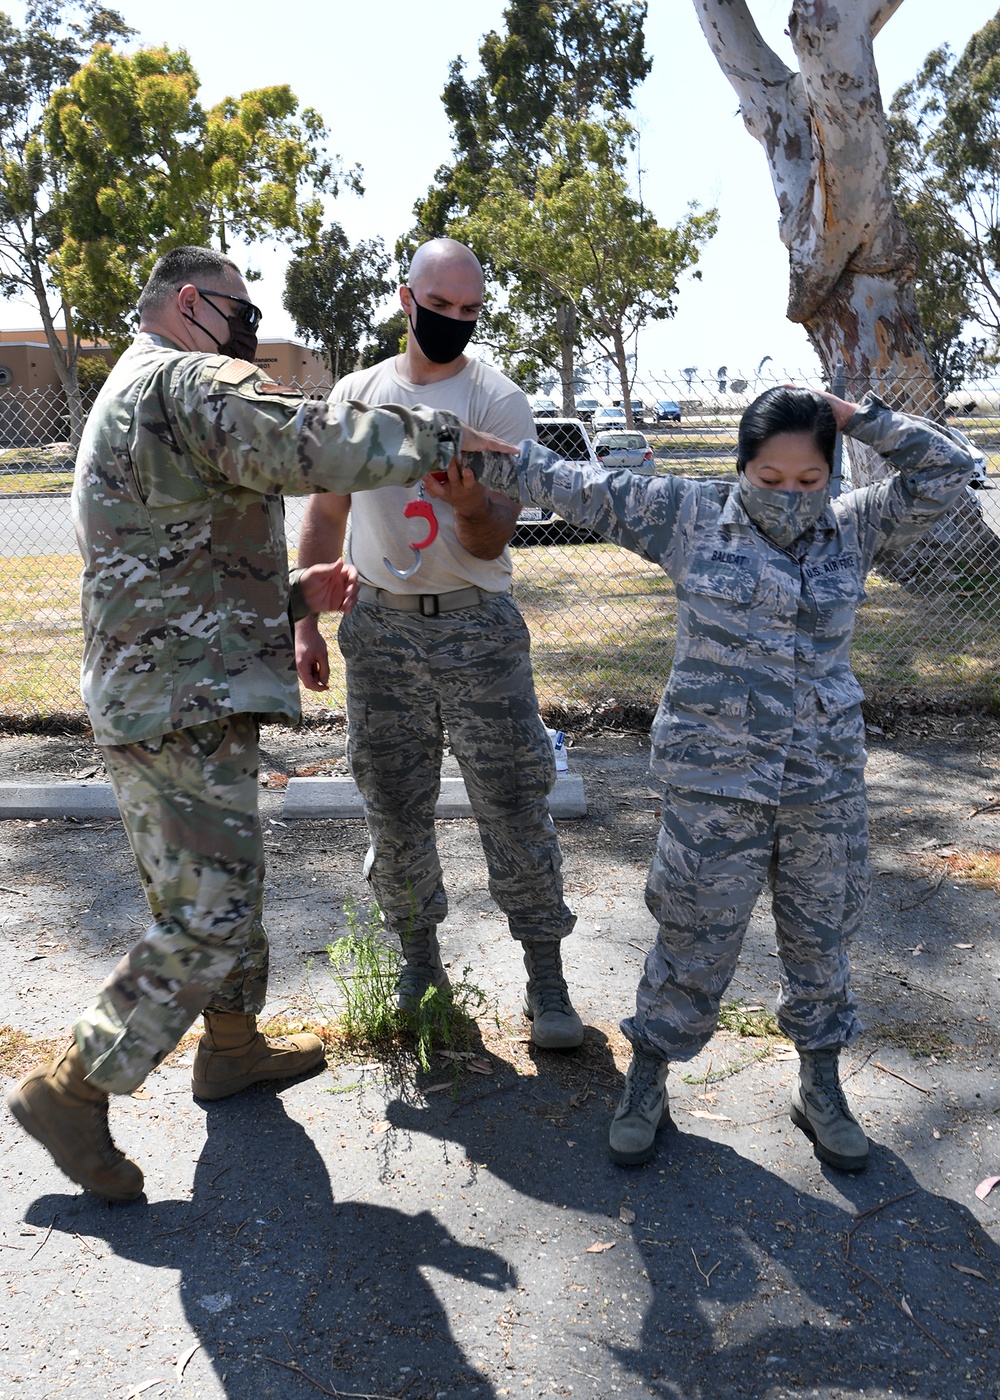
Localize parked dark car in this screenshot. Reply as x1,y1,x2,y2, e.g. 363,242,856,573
574,396,600,423
531,397,558,418
513,419,601,545
654,399,682,423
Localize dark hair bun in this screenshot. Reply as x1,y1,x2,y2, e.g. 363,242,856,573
736,387,837,473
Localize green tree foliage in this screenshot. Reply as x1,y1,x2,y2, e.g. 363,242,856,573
283,223,393,381
459,118,718,423
0,1,133,436
422,0,651,228
359,307,408,371
0,4,356,441
887,14,1000,388
406,1,651,403
44,43,353,350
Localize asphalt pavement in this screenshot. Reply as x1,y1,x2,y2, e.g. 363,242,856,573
1,726,999,1400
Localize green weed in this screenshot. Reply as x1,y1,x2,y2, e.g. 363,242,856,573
716,998,783,1039
326,901,492,1073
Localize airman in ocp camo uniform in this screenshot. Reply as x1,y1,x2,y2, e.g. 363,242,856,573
5,245,512,1204
478,385,977,1173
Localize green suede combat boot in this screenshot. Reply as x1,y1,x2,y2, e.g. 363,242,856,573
522,941,584,1049
396,927,450,1012
790,1047,869,1171
609,1049,671,1166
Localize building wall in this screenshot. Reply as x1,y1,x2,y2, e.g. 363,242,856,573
0,330,330,394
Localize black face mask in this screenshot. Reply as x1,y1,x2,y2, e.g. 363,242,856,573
407,291,477,364
183,289,260,361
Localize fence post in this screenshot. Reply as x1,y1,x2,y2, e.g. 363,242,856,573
830,362,846,497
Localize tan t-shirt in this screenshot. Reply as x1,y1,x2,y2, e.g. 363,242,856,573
330,355,536,593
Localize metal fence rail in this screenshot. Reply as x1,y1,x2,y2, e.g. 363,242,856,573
2,370,998,723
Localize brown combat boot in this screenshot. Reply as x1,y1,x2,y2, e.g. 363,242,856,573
192,1012,325,1100
6,1042,144,1202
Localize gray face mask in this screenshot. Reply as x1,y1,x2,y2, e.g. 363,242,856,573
738,480,830,550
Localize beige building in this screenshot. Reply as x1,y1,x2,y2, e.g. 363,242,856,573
0,329,330,394
0,331,331,445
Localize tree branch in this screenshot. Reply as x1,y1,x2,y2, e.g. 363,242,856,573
692,0,812,244
869,0,907,40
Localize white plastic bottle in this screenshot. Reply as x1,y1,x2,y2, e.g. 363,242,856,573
545,727,569,776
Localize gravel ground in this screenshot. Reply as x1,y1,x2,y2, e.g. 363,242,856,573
1,716,998,1400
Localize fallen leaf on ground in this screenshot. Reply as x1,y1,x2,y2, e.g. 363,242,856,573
586,1241,616,1253
175,1343,201,1383
900,1297,914,1320
975,1176,1000,1201
424,1082,452,1095
951,1263,987,1280
687,1109,733,1122
467,1058,494,1075
619,1207,636,1225
130,1087,152,1100
371,1120,390,1134
954,942,974,949
127,1382,165,1398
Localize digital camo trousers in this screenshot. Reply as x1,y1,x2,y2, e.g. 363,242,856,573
75,715,267,1094
622,787,871,1060
338,594,575,944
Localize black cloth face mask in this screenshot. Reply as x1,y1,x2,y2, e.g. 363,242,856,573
183,288,261,361
407,291,477,364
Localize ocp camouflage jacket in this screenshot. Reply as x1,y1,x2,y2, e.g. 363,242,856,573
73,333,461,745
485,397,976,803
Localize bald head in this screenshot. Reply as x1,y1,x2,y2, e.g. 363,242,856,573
399,239,484,376
408,238,484,296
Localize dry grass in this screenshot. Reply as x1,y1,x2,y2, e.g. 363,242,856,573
940,849,1000,890
0,1025,66,1078
4,544,999,722
0,471,73,495
0,553,84,714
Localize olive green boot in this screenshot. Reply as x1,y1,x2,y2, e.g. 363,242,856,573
790,1047,869,1172
522,941,584,1049
6,1042,144,1202
609,1049,671,1166
396,927,450,1012
192,1013,325,1100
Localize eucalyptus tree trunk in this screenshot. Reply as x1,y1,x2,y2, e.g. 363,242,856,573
694,0,1000,581
555,301,578,416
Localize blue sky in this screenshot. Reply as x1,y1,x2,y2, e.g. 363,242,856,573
1,0,996,384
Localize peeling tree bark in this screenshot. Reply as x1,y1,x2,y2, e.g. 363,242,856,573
693,0,933,421
694,0,1000,581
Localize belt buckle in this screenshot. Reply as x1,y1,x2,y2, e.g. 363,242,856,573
419,593,440,617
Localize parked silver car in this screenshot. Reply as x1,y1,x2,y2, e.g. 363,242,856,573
593,430,656,473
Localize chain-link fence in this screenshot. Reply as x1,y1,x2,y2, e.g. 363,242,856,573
2,370,998,725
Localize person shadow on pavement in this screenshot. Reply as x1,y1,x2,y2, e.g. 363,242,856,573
386,1033,1000,1398
25,1088,513,1399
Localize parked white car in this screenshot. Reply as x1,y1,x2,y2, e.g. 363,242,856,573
593,430,656,473
514,419,601,544
592,405,627,430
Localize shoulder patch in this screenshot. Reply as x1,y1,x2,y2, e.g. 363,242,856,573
212,359,259,386
254,381,304,398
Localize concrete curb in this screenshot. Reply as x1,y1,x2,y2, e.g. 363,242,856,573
0,775,588,821
0,782,118,820
282,774,588,819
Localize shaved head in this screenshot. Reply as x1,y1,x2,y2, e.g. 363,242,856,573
408,238,484,294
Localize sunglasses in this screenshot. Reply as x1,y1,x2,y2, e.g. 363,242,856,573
195,287,263,331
